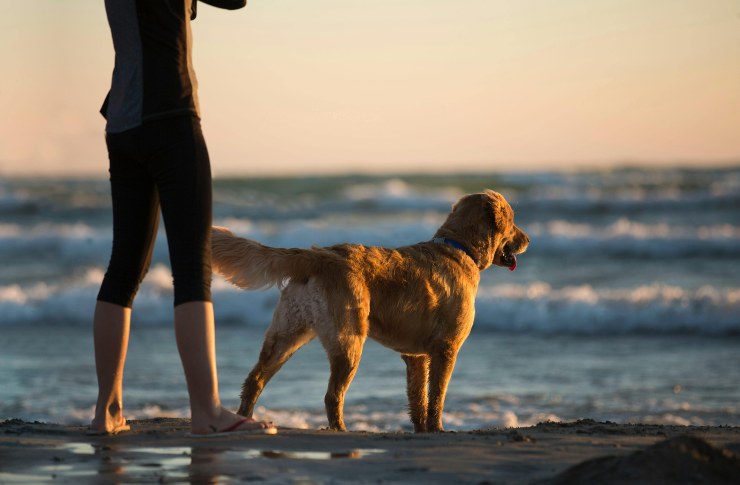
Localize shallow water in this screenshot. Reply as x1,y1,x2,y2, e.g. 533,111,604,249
1,325,737,429
1,168,739,428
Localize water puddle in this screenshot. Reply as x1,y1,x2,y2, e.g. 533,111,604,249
103,445,386,462
57,442,96,455
0,472,56,484
124,446,192,469
248,448,386,460
3,442,386,483
36,464,99,478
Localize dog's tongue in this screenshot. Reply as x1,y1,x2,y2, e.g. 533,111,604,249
508,254,517,272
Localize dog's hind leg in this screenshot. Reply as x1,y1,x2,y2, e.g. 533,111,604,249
237,321,315,417
321,334,365,431
401,354,430,432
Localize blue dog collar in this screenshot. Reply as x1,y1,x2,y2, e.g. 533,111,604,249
432,237,477,265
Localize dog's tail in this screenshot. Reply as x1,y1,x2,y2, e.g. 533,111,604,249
211,226,335,290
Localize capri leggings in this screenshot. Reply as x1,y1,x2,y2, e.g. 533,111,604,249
97,115,212,308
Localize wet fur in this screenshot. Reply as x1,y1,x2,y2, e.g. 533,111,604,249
211,190,529,432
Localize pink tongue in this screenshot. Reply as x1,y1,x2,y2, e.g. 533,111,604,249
508,255,517,272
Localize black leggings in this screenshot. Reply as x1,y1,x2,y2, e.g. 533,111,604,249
97,116,212,308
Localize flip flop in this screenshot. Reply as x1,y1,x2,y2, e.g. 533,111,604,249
86,418,131,436
187,418,277,438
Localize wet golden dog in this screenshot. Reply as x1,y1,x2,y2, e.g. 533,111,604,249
211,190,529,432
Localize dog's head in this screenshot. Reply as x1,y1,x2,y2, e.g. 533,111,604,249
434,190,529,271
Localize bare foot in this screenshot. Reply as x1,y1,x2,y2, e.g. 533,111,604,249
88,415,130,435
190,407,276,436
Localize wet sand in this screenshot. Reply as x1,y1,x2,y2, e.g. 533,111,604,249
0,418,738,484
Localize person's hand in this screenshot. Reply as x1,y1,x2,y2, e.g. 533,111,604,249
191,0,246,20
199,0,247,10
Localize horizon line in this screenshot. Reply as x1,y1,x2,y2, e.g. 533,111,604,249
1,158,739,180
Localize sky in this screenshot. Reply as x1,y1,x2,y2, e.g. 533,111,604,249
1,0,739,177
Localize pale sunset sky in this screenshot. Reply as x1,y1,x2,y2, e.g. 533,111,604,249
1,0,739,177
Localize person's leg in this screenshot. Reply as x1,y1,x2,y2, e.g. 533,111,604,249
90,301,132,433
174,301,272,433
92,128,159,434
151,117,274,433
173,301,219,428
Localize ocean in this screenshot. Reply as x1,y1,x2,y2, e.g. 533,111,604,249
1,167,739,431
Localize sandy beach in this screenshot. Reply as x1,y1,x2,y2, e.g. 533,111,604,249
1,419,738,484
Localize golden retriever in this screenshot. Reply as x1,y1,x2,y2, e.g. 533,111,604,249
211,190,529,432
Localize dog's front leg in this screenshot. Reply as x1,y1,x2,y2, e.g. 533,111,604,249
401,354,429,432
426,345,459,432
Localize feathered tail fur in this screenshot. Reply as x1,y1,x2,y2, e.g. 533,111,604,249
211,226,337,290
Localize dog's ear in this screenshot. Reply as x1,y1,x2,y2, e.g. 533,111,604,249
482,190,508,235
481,191,512,266
468,190,513,267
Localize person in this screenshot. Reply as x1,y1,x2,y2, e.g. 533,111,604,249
89,0,275,436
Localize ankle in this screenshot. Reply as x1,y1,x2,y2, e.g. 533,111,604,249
94,398,123,421
107,401,123,417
